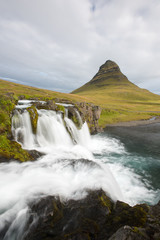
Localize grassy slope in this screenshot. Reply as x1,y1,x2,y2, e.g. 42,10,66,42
72,61,160,126
0,79,89,102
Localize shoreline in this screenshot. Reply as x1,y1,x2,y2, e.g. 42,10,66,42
105,116,160,127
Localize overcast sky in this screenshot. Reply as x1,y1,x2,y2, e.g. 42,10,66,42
0,0,160,94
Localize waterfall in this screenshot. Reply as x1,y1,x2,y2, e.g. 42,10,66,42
0,100,124,240
12,105,91,151
12,110,36,149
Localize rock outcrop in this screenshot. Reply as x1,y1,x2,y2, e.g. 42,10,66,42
22,189,160,240
76,102,102,134
31,99,102,134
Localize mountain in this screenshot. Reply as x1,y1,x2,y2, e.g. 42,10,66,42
72,60,160,126
72,60,138,93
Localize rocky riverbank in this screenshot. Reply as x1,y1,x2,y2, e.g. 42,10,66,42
18,189,160,240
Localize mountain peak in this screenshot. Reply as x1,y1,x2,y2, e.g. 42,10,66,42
72,60,138,94
90,60,121,83
99,60,120,72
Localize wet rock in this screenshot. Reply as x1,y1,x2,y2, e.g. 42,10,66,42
24,190,114,240
32,100,57,111
27,106,38,134
108,226,149,240
68,106,81,128
27,150,44,160
22,189,160,240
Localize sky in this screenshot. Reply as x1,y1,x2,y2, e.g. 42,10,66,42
0,0,160,94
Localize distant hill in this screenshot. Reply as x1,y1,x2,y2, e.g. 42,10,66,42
72,60,160,126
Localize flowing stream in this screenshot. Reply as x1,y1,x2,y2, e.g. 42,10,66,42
0,100,159,239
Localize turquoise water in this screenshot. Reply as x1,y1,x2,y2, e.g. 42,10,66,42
95,123,160,204
93,123,160,205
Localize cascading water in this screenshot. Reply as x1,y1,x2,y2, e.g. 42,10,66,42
0,100,159,239
0,101,123,240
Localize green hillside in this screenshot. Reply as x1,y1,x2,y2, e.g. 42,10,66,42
72,60,160,126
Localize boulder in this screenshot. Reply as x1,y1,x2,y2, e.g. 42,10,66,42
108,226,149,240
24,189,113,240
22,189,160,240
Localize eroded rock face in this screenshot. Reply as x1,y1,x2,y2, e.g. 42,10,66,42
33,99,102,134
76,102,102,134
22,190,160,240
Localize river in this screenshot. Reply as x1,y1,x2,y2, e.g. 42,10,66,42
0,101,159,239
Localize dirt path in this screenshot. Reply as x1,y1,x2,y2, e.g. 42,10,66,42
106,116,160,127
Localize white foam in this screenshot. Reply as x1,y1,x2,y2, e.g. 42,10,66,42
1,105,158,238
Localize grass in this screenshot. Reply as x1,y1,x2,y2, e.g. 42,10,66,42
0,79,89,103
1,76,160,161
72,84,160,127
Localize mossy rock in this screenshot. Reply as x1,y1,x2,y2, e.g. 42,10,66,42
68,106,82,128
105,201,148,237
98,192,113,213
56,104,65,113
27,106,38,134
71,114,80,128
0,134,32,162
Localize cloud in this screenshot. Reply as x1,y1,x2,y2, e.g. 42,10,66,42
0,0,160,93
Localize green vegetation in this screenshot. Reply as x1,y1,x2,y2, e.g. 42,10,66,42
56,104,65,113
27,106,38,134
0,135,32,161
0,79,88,103
72,60,160,126
0,94,33,161
99,192,113,213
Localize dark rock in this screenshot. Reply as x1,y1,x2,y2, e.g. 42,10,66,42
18,95,25,100
108,226,149,240
104,200,149,238
46,100,57,110
27,150,44,160
24,189,114,240
0,155,16,163
4,189,159,240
